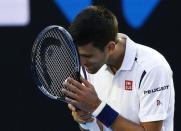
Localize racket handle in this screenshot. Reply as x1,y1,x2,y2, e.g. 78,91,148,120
80,118,101,131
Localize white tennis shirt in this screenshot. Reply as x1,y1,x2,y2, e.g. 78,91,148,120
81,33,175,131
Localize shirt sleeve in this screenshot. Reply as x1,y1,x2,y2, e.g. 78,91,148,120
138,65,174,122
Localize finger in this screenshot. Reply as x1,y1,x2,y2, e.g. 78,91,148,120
82,117,94,122
65,97,79,107
67,77,84,90
72,110,94,123
62,89,80,101
72,111,85,123
68,104,76,111
78,111,91,118
80,77,92,88
63,81,82,95
79,113,92,120
73,111,94,123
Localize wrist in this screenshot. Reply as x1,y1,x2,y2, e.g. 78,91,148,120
92,101,107,117
92,102,119,127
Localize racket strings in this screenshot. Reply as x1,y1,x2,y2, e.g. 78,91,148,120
50,30,77,78
45,45,75,96
44,31,66,96
52,29,78,77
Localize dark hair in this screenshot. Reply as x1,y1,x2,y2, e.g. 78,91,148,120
69,6,118,50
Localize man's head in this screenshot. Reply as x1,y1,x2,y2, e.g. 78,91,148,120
69,6,119,73
69,5,118,51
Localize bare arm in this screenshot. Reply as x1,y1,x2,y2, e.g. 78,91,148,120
111,115,163,131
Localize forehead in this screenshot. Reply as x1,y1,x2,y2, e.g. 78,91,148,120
78,43,97,54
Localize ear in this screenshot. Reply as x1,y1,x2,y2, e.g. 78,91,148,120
105,41,116,52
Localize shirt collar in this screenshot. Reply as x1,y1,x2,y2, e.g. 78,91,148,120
118,33,137,71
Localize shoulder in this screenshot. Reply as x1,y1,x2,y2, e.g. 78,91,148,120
118,33,172,73
135,43,172,73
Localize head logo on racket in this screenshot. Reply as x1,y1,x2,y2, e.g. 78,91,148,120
31,25,81,102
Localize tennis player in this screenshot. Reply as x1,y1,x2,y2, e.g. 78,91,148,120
62,6,175,131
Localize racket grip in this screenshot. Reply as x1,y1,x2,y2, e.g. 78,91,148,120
80,118,101,131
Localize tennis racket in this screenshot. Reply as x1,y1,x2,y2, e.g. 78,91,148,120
31,25,82,102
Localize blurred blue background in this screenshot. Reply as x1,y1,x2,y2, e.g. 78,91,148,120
0,0,180,130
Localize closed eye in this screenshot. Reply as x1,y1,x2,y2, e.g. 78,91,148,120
80,54,93,58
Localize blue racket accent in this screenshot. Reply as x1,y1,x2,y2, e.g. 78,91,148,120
38,85,58,100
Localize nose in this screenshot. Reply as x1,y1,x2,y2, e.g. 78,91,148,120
80,56,89,67
80,56,86,66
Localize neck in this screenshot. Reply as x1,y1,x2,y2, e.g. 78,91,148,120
108,38,126,74
109,65,118,74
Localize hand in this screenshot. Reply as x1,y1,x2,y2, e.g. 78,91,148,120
68,104,94,123
62,77,101,113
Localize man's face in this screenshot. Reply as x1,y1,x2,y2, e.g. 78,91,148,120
78,43,106,74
